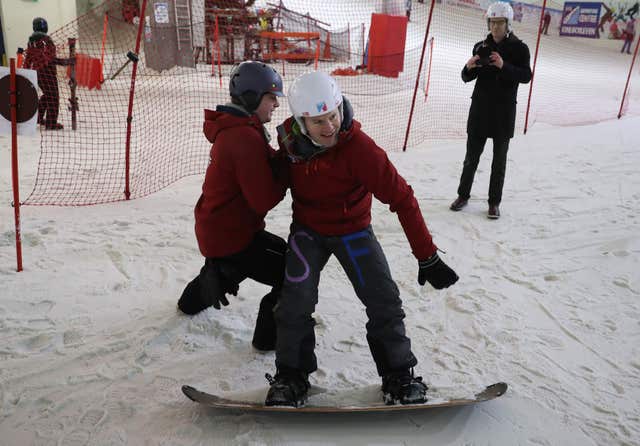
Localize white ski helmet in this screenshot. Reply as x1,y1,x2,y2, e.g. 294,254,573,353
486,1,514,31
287,71,343,134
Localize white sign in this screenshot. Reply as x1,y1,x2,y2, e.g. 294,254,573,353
154,2,170,24
0,67,38,136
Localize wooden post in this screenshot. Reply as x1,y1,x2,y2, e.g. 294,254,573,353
68,38,78,131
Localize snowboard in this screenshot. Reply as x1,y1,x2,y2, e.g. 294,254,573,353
181,381,507,413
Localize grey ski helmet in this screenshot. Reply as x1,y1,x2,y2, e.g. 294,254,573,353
229,61,284,113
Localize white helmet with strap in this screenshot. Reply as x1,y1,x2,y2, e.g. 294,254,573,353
287,71,343,135
486,1,514,31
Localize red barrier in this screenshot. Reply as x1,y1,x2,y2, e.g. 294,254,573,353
367,14,408,78
66,54,103,90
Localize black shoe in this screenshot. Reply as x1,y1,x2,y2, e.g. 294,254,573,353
382,369,428,405
44,123,64,130
450,196,468,211
265,368,310,407
488,204,500,219
177,261,226,315
252,292,278,351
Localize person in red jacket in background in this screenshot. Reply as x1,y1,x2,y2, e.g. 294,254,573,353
23,17,74,130
178,61,288,352
621,18,636,54
264,71,459,408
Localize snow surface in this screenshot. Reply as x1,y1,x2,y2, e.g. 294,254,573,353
1,1,640,445
2,112,639,446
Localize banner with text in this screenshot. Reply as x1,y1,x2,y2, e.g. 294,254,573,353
560,2,601,38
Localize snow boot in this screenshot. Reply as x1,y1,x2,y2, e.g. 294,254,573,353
252,291,278,351
449,196,468,211
382,369,428,405
265,368,310,407
488,204,500,219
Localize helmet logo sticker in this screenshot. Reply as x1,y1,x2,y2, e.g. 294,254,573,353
316,102,328,113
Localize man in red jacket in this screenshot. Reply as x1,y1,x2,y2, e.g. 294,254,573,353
178,61,288,352
23,17,74,130
264,71,459,407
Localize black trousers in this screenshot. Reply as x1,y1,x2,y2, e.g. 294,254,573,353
274,223,417,377
457,135,510,205
214,230,286,291
37,74,60,126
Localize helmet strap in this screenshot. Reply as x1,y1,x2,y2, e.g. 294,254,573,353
239,91,261,113
293,116,308,136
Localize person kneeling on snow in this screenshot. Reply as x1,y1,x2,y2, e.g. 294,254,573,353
264,71,459,407
178,61,288,352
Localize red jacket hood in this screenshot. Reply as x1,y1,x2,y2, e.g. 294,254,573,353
203,108,264,144
195,107,285,258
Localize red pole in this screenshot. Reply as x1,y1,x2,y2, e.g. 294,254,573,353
524,0,547,134
347,23,351,65
9,58,23,272
281,32,285,77
210,17,222,85
424,37,434,102
124,0,148,200
211,16,218,77
214,16,222,87
402,0,437,151
100,13,108,83
361,23,365,67
618,34,640,119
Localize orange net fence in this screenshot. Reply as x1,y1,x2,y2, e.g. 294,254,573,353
18,0,639,206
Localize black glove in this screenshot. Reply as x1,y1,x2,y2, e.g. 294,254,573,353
418,253,459,289
178,260,230,315
199,260,229,309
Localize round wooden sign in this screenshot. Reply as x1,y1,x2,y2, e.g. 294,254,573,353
0,74,39,123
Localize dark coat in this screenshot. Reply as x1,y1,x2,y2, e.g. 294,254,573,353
461,33,532,139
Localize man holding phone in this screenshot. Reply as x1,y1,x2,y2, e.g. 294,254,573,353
450,2,532,219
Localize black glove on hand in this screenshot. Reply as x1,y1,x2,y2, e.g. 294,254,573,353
199,260,229,309
418,253,459,289
178,260,239,315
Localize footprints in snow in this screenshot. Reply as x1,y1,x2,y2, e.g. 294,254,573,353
31,398,127,445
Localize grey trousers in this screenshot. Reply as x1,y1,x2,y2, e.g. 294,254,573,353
274,223,418,376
